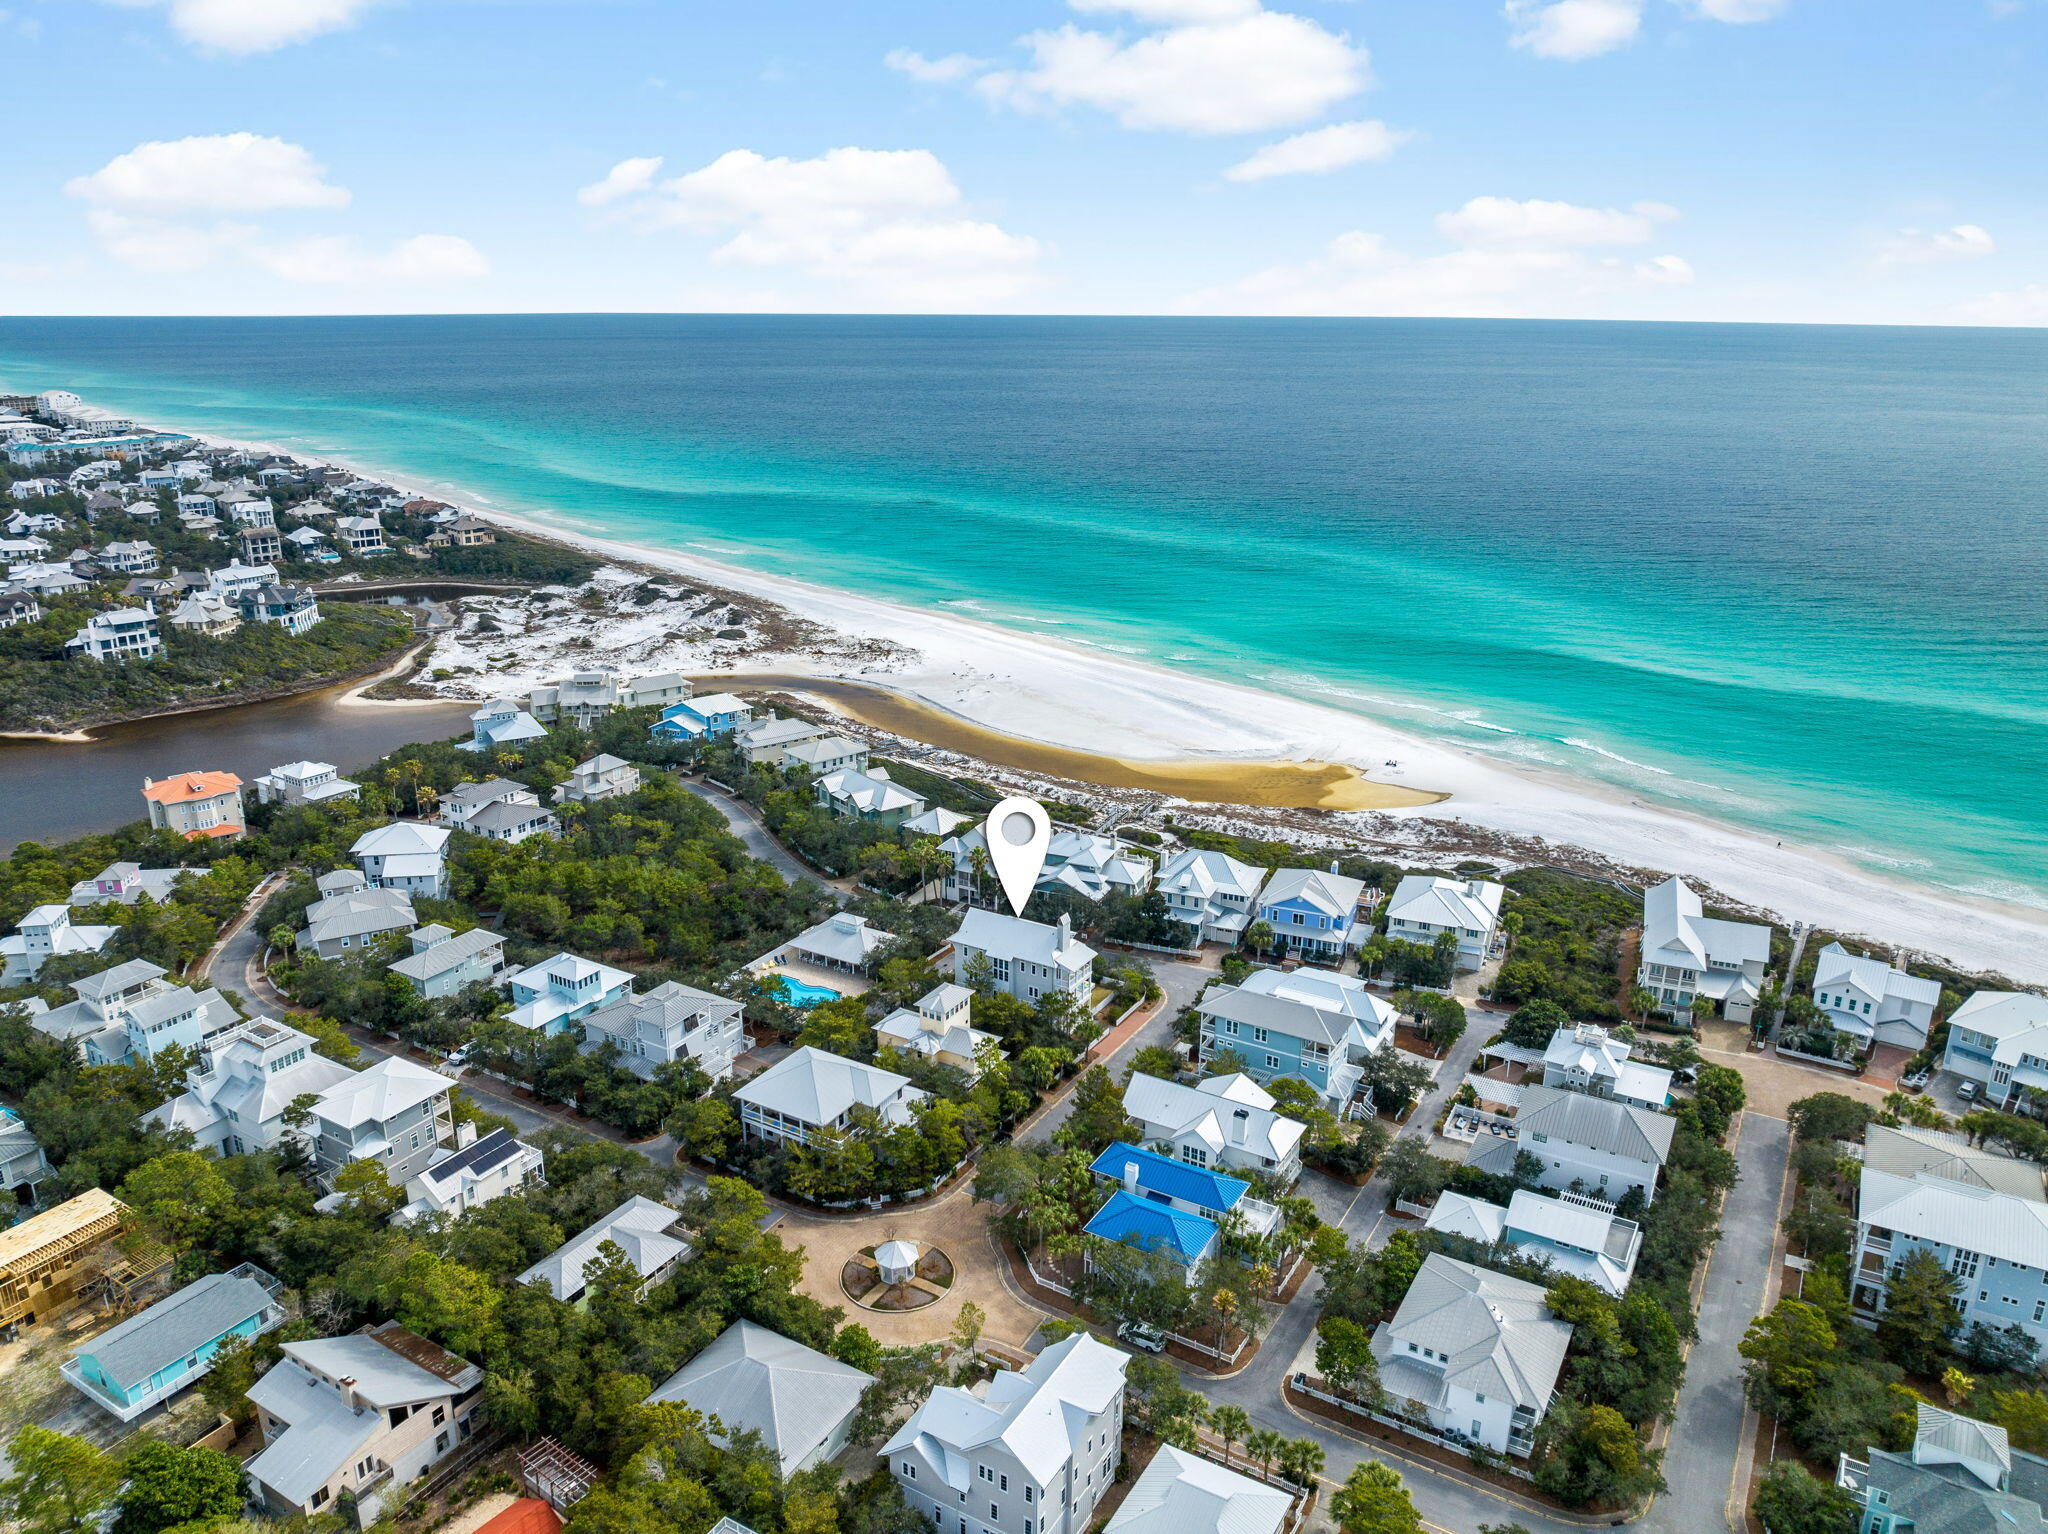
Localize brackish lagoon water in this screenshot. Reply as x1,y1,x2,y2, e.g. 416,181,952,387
2,315,2043,905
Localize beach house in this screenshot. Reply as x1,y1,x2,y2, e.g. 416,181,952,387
308,1056,455,1191
502,952,634,1034
463,698,548,752
646,1321,874,1476
1837,1403,2048,1534
1425,1188,1642,1296
1812,943,1941,1051
653,692,753,741
576,980,746,1082
254,760,362,808
734,1047,927,1148
1940,991,2048,1111
239,582,320,635
351,822,452,898
886,1332,1128,1534
736,715,831,766
206,560,279,599
1104,1447,1290,1534
0,1107,51,1203
1194,966,1396,1113
1464,1083,1674,1203
166,590,239,636
1385,875,1507,972
142,770,246,840
527,670,689,726
64,1265,286,1422
1084,1141,1279,1268
1368,1254,1573,1456
98,539,159,574
237,525,285,564
462,795,560,844
1,905,119,984
1634,875,1771,1023
519,1195,691,1301
67,861,189,908
436,777,539,830
244,1324,485,1522
1254,867,1368,963
943,826,1152,907
26,959,180,1063
1121,1070,1305,1185
394,1127,545,1225
950,909,1096,1008
335,514,389,555
874,983,998,1078
1849,1124,2048,1346
147,1018,358,1156
296,882,417,958
0,587,41,627
1540,1023,1673,1110
555,753,641,804
814,765,927,827
387,926,507,1000
67,606,162,663
783,735,871,777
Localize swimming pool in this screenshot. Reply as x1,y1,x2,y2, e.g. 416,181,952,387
772,975,843,1008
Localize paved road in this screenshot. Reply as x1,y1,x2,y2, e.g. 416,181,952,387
1023,955,1213,1144
672,774,845,893
1641,1110,1790,1534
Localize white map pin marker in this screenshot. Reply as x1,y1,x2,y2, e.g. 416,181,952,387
984,796,1052,915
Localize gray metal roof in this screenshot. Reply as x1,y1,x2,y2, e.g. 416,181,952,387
1197,984,1349,1047
389,926,503,982
1513,1083,1675,1166
1371,1253,1572,1411
647,1320,873,1472
75,1268,276,1391
73,958,167,999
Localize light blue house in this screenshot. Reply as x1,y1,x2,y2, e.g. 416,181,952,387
503,951,634,1034
1083,1142,1279,1269
1194,968,1396,1113
388,925,507,1000
462,698,548,753
653,693,753,742
1254,868,1368,963
63,1264,285,1422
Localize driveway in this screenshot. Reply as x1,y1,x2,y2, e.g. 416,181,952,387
1022,955,1211,1144
671,774,846,894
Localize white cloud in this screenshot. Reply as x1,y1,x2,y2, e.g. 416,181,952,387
67,134,350,214
1435,195,1674,247
883,48,991,83
1635,253,1695,283
84,211,255,272
577,156,664,208
1678,0,1787,19
1505,0,1642,60
1222,120,1412,181
101,0,374,53
1183,194,1689,316
624,146,1043,307
1876,223,1996,265
1955,285,2048,325
973,3,1367,134
252,233,490,284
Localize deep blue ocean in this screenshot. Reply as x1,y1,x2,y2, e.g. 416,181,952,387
3,315,2044,908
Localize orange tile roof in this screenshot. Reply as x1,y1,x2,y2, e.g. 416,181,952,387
182,823,245,840
473,1501,562,1534
142,771,243,805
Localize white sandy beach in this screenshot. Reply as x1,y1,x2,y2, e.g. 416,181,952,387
101,415,2048,984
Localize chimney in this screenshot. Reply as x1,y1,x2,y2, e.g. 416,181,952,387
338,1376,359,1411
1329,859,1339,875
1122,1160,1139,1195
456,1121,477,1149
1231,1109,1249,1147
1058,913,1072,942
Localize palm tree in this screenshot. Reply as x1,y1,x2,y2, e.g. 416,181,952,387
909,835,944,895
1210,1405,1251,1466
967,843,994,905
1277,1438,1325,1489
1244,919,1275,958
1247,1428,1285,1483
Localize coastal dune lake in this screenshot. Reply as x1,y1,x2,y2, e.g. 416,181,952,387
2,315,2045,909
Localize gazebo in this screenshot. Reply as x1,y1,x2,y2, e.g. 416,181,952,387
874,1239,922,1286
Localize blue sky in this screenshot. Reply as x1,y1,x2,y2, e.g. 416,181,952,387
4,0,2043,321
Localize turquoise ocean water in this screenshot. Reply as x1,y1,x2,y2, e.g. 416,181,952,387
2,315,2044,908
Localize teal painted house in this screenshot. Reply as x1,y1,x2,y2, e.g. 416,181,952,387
64,1263,285,1422
1254,868,1367,963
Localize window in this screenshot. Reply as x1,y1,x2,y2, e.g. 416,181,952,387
1000,1476,1009,1492
435,1432,450,1453
905,1465,917,1480
991,1507,999,1521
1252,1028,1268,1044
432,1406,446,1427
1024,1488,1034,1505
312,1489,330,1509
980,1467,993,1483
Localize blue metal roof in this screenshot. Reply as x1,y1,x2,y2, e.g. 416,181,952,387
1090,1141,1249,1211
1083,1190,1217,1266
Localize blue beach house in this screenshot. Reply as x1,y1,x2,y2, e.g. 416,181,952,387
502,952,634,1034
1254,867,1368,963
653,693,753,742
63,1264,285,1422
1083,1142,1279,1270
1194,968,1397,1113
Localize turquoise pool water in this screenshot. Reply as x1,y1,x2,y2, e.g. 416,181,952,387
773,975,843,1008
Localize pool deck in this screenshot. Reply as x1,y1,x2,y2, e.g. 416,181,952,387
747,955,857,1004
